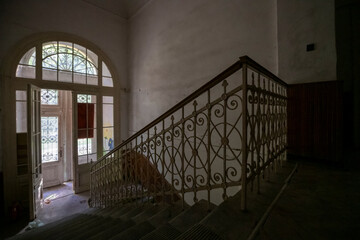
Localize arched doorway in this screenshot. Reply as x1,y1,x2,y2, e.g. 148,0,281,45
1,33,120,220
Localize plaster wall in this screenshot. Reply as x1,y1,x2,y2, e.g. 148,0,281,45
277,0,337,84
0,0,129,171
128,0,278,133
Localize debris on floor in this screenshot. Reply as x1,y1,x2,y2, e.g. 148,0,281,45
25,219,44,231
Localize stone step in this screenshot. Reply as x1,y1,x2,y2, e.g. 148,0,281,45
8,214,87,240
169,199,215,233
141,200,214,240
107,203,180,240
176,162,296,240
175,223,223,240
131,204,165,224
118,204,153,221
91,206,122,217
141,223,181,240
109,204,138,218
109,221,156,240
87,219,136,240
54,215,110,240
8,161,295,240
146,203,184,227
70,217,120,240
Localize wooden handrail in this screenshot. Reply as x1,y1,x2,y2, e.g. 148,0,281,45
239,56,288,87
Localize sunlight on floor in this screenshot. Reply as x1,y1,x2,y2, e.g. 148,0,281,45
44,194,59,204
38,181,90,224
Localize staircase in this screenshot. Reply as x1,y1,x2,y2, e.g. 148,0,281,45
9,56,289,239
8,162,296,240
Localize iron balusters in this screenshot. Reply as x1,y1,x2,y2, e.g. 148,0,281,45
90,56,287,211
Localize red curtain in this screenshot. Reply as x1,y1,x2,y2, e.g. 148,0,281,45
77,103,95,138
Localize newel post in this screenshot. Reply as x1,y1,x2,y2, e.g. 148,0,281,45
241,63,248,211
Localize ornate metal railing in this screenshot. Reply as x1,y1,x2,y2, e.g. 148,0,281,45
90,56,287,210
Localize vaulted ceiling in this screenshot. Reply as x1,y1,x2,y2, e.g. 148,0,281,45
82,0,150,19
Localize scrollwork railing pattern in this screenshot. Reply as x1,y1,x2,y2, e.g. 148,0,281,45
90,56,287,210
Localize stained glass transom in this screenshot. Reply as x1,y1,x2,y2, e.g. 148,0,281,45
41,43,97,75
41,89,58,105
41,116,59,162
16,41,114,87
77,94,92,103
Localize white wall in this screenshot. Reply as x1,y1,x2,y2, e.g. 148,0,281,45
129,0,278,132
277,0,337,84
0,0,128,85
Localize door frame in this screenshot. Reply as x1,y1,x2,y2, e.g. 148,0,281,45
40,89,68,188
72,91,103,193
40,112,65,188
1,34,120,217
27,84,43,220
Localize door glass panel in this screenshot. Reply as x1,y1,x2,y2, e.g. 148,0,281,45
103,104,114,126
103,96,114,155
41,116,59,162
41,89,58,105
78,137,91,156
103,127,114,152
16,90,27,133
77,94,96,164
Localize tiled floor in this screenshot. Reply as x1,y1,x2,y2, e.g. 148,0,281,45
256,160,360,239
38,181,90,224
0,182,90,239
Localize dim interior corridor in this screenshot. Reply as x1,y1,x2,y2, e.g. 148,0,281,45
256,158,360,239
37,181,90,224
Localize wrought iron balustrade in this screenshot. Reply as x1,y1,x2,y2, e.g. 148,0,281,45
90,56,287,210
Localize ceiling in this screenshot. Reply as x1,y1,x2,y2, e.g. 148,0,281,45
82,0,150,19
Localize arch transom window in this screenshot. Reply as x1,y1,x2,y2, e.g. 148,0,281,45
16,41,113,87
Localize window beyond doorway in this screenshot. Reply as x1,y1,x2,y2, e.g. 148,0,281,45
41,90,60,163
41,116,59,163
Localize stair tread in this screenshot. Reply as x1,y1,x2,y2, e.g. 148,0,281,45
54,215,111,239
13,214,91,240
118,204,153,221
88,219,136,240
141,223,181,240
169,199,215,233
11,213,85,238
147,204,184,227
109,204,137,218
131,204,166,223
69,217,121,240
175,223,223,240
8,161,294,240
186,162,295,240
109,221,155,240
